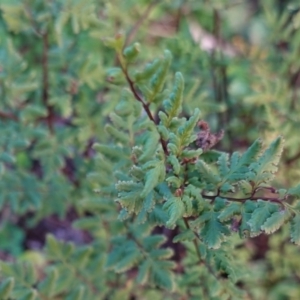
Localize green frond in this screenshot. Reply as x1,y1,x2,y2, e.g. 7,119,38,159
93,143,128,160
149,50,172,99
168,155,181,175
129,165,145,180
141,160,165,198
162,72,184,125
213,249,243,283
136,259,151,284
38,268,59,296
182,195,194,217
117,187,144,213
0,277,14,299
223,139,262,183
239,200,258,238
105,124,128,144
163,196,185,228
167,142,179,155
217,153,230,178
2,2,300,298
157,124,169,140
106,240,138,271
150,262,176,291
139,132,160,162
150,248,173,260
173,229,195,243
142,235,167,250
123,42,140,63
250,136,284,185
133,58,161,82
116,180,142,192
247,201,279,236
199,211,231,249
182,148,203,160
177,108,201,147
166,175,182,188
20,105,48,123
196,160,222,187
261,210,291,234
109,112,129,130
218,203,241,222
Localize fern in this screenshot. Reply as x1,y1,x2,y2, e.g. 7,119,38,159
2,1,300,299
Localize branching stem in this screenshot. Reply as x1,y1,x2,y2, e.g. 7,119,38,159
202,187,286,209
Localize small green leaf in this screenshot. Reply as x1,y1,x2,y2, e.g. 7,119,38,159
106,67,124,84
136,259,151,284
200,212,230,249
133,58,161,81
20,105,47,122
139,133,159,162
173,229,195,243
38,268,58,296
217,153,230,177
291,214,300,245
163,197,185,228
151,263,175,291
218,203,241,222
46,235,61,258
168,155,181,175
261,210,290,234
248,201,278,236
0,277,14,299
123,42,140,62
141,161,165,198
163,71,183,123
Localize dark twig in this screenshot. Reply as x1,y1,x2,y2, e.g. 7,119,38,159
202,189,286,209
119,58,169,156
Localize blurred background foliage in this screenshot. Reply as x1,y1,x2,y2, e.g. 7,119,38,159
1,0,300,299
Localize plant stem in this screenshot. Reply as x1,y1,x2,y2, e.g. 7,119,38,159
201,190,286,208
119,57,169,156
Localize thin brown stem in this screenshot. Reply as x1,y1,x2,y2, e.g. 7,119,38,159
202,191,286,208
119,57,169,156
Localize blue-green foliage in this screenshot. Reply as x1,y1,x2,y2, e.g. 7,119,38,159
82,33,300,296
1,0,300,299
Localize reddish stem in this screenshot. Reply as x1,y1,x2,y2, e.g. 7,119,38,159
120,59,169,156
